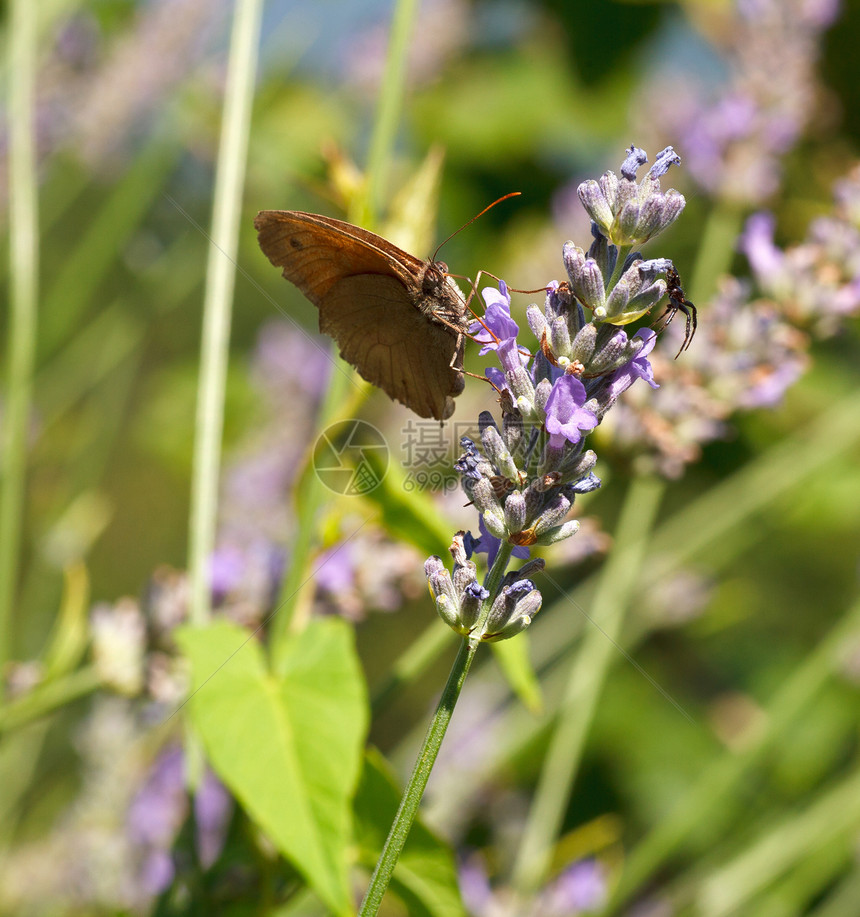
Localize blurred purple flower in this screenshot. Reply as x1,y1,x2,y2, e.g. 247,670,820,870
314,541,358,595
637,0,840,203
252,319,332,403
209,543,246,601
459,854,494,914
127,747,186,895
738,212,784,282
194,770,232,868
543,859,607,914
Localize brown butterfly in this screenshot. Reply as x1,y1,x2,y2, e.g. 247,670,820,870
254,210,469,420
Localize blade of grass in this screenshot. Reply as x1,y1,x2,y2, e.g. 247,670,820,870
187,0,264,625
693,765,860,917
511,474,665,895
605,592,860,912
608,601,860,913
0,0,40,665
40,142,178,358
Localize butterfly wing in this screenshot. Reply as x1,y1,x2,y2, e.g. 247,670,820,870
323,273,464,420
254,210,465,420
254,210,421,298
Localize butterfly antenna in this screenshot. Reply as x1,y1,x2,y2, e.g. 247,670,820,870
431,192,521,261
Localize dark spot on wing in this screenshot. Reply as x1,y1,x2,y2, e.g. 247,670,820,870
290,237,303,250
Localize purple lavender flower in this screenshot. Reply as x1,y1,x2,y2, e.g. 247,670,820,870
738,212,784,282
544,376,599,447
606,328,659,398
542,859,607,914
209,542,247,601
469,281,519,353
194,769,232,868
127,747,187,895
637,0,839,203
458,854,494,915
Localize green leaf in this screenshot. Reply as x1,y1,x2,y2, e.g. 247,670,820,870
176,618,368,917
355,747,466,917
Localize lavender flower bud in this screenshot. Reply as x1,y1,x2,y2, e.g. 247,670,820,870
549,316,572,359
483,582,543,642
425,556,462,630
561,448,597,481
502,408,525,461
522,480,547,525
482,510,507,540
635,182,686,242
452,560,479,596
537,439,565,476
527,302,547,340
621,145,648,180
587,227,617,279
570,322,598,365
564,243,606,313
470,477,503,518
535,519,581,546
503,491,527,533
577,178,615,233
532,492,573,537
425,556,457,606
570,471,602,494
459,581,488,633
648,145,681,178
590,328,630,373
533,377,553,418
497,339,536,417
480,415,519,481
501,559,546,590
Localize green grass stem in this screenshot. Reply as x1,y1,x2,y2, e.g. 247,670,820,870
0,0,40,666
187,0,264,626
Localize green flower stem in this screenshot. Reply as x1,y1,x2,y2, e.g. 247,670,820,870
187,0,263,626
0,666,102,736
359,541,513,915
511,474,664,895
606,243,633,291
358,637,477,916
0,0,39,665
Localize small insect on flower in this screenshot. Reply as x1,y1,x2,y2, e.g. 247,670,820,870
654,266,697,358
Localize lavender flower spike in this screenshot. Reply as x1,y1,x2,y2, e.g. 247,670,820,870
578,144,686,246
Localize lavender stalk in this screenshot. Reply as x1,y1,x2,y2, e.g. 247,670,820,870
360,145,688,912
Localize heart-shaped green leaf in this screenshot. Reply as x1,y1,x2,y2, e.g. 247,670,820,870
177,618,368,916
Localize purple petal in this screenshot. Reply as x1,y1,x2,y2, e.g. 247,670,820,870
544,375,599,447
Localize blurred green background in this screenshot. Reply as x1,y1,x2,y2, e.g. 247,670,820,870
4,0,860,915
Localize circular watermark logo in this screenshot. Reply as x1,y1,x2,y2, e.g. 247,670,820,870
313,420,389,495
